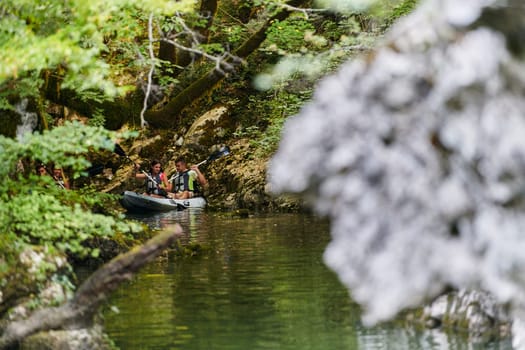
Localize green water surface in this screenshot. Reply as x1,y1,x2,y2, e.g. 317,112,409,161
103,212,511,350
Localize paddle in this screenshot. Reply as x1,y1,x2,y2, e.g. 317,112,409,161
197,145,231,167
85,163,106,177
168,145,230,182
114,143,162,187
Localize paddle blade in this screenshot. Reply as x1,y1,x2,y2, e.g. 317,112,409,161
86,164,105,176
114,143,127,157
208,146,230,162
219,145,231,156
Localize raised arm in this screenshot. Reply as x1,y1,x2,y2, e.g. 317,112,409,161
134,164,147,180
190,165,207,187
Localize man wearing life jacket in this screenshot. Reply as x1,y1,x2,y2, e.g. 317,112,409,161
168,156,207,199
134,160,170,197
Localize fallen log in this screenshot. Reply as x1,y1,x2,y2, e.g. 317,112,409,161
0,225,182,349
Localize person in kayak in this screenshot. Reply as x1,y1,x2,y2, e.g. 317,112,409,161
168,156,207,199
134,160,170,197
36,163,48,176
52,167,70,189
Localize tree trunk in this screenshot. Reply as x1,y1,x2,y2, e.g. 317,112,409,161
159,40,177,77
198,0,218,43
145,0,308,128
174,36,194,77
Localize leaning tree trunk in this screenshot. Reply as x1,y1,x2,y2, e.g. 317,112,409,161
145,0,308,128
0,225,182,349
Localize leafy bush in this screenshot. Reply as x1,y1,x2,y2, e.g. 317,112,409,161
234,89,312,157
264,18,316,53
0,122,142,290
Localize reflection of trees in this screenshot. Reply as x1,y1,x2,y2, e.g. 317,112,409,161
107,214,363,349
105,264,177,348
178,214,357,348
105,213,513,348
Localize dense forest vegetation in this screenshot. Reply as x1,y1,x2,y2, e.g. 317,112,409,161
0,0,417,346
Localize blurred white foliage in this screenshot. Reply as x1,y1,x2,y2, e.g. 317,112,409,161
269,0,525,334
15,99,38,142
254,55,326,90
314,0,375,13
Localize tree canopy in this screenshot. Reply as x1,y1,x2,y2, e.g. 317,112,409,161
0,0,193,98
1,0,416,129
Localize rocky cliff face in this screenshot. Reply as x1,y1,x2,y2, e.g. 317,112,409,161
97,107,302,212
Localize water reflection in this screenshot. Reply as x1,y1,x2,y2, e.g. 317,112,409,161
357,327,510,350
104,212,512,350
126,209,205,231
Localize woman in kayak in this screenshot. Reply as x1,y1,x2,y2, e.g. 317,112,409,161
134,160,170,197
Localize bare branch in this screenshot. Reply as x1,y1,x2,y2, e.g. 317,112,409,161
155,12,241,75
173,12,205,46
159,35,238,75
139,13,156,129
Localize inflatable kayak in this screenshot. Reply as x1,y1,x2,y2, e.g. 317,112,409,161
120,191,206,212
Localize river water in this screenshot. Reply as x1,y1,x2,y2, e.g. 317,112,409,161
103,211,512,350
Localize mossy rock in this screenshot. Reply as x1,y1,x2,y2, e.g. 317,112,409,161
20,327,114,350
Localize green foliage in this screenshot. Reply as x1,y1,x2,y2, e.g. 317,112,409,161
88,112,106,128
264,18,316,53
0,122,142,298
253,53,330,90
7,122,112,177
0,0,195,111
383,0,420,27
234,89,312,157
224,25,246,46
156,65,180,91
160,11,206,34
199,43,226,55
313,0,415,18
4,190,136,257
255,13,367,90
244,0,418,156
321,18,362,41
254,0,417,91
